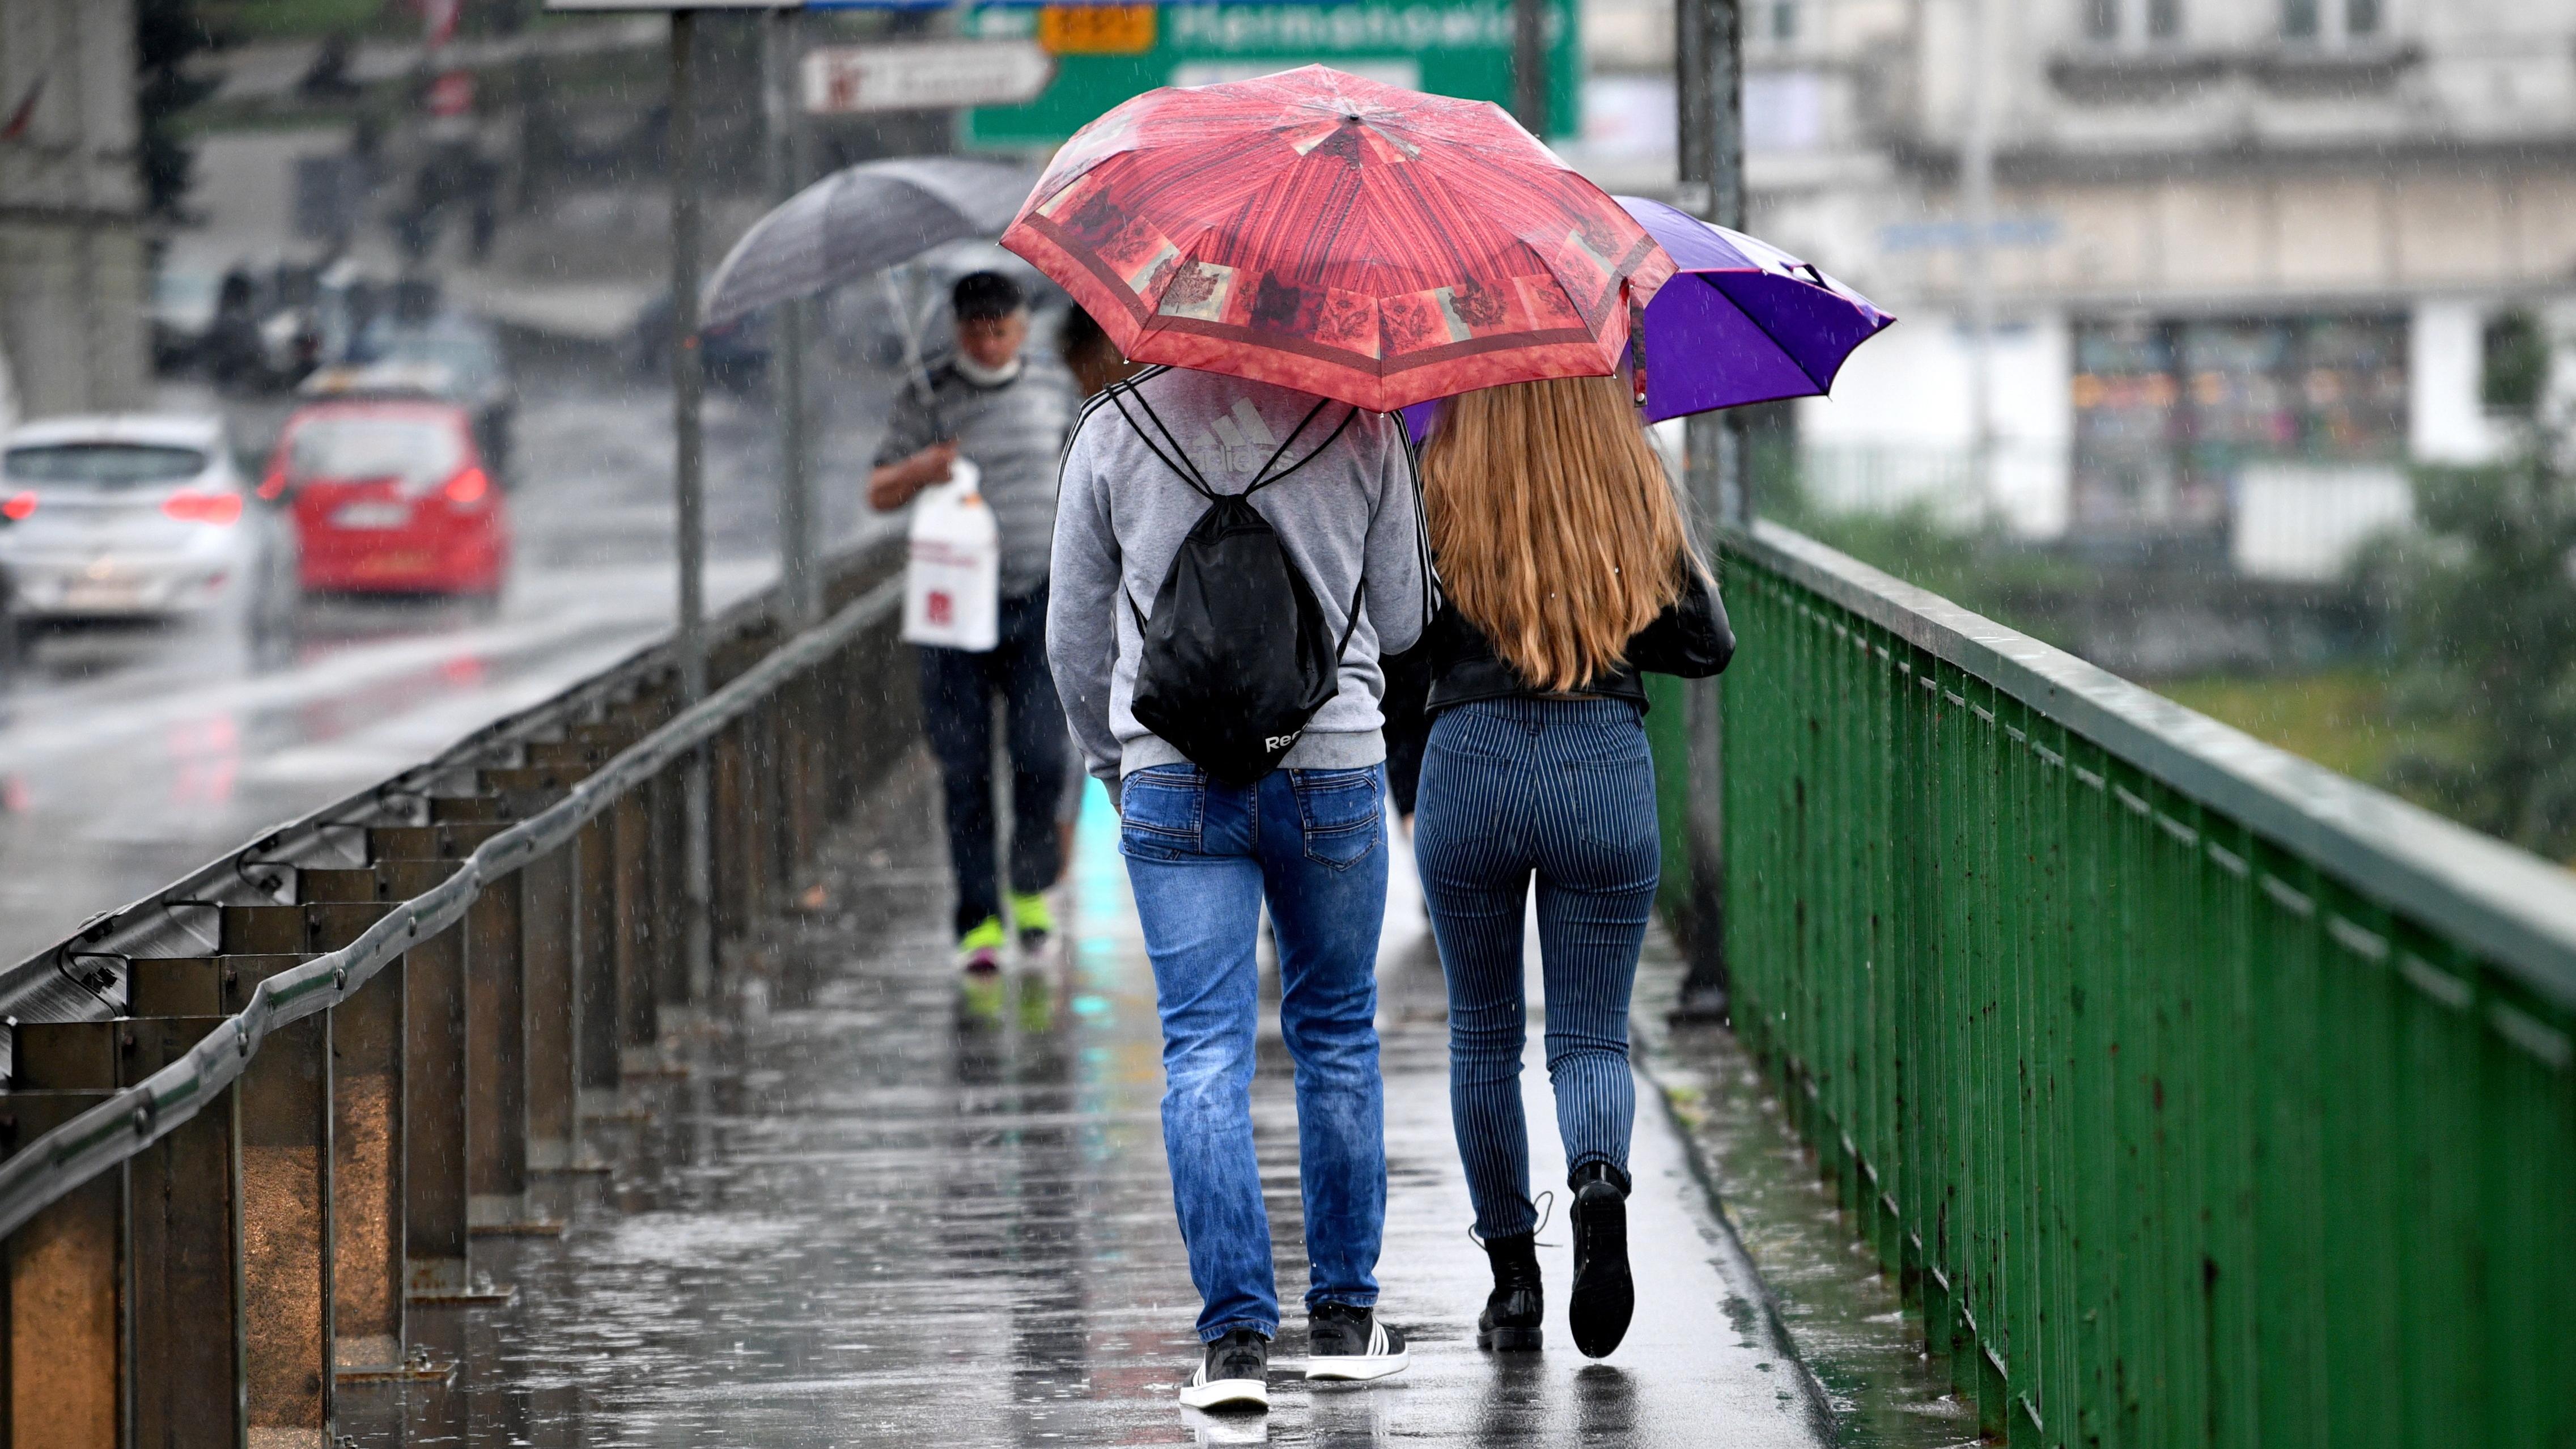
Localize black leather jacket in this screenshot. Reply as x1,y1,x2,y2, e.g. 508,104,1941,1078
1415,565,1734,717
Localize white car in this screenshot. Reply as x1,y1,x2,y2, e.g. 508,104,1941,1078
0,414,298,658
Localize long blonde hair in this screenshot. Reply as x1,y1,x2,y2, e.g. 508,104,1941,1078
1421,373,1695,692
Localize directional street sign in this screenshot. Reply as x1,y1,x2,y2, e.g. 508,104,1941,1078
960,0,1578,149
803,40,1055,114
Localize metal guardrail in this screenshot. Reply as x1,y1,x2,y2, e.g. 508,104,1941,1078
1706,519,2575,1447
0,578,901,1244
0,539,914,1446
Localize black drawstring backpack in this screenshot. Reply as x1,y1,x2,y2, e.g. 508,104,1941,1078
1105,382,1370,787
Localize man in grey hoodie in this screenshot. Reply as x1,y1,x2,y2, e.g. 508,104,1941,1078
1048,364,1426,1411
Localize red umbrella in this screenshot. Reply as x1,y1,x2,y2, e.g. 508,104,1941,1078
1001,66,1673,413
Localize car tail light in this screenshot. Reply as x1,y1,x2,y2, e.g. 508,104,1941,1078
1,492,33,522
257,470,289,501
443,467,490,506
162,491,244,526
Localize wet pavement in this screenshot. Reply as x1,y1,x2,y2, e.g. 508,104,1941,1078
352,759,1836,1447
1636,952,1980,1448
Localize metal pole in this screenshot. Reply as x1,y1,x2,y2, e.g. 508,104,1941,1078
767,7,818,629
1675,0,1710,213
1962,0,1998,511
669,13,716,1009
1671,0,1745,1021
1511,0,1550,137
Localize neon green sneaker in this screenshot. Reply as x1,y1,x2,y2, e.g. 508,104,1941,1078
1009,892,1056,952
956,916,1007,975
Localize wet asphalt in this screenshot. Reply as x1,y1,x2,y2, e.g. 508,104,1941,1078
351,759,1834,1448
0,370,893,969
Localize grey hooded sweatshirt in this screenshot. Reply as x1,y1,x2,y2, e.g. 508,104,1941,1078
1046,365,1428,786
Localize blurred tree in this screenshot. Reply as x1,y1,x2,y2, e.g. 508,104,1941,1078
2376,325,2576,861
137,0,226,218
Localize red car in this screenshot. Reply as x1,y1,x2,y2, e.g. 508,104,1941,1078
267,400,508,600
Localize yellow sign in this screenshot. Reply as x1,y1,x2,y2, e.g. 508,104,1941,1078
1038,5,1157,55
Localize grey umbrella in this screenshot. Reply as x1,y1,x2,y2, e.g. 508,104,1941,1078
701,156,1039,327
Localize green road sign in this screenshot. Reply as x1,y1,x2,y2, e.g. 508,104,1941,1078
960,0,1579,150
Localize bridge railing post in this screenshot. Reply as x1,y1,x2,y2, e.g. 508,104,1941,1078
122,1011,250,1440
373,855,477,1306
234,971,336,1443
306,892,405,1379
483,766,579,1180
0,1087,126,1449
451,819,531,1234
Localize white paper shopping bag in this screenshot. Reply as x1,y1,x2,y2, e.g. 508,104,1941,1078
901,457,1000,653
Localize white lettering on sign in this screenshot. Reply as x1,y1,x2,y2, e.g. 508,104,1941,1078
802,40,1055,115
1161,1,1556,53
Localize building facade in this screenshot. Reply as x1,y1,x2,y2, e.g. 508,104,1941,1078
0,0,151,424
1698,0,2576,573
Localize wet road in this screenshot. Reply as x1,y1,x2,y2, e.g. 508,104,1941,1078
355,762,1835,1447
0,370,893,968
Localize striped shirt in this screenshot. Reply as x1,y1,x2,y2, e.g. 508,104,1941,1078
873,361,1075,599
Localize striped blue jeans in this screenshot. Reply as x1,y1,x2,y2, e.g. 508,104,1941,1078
1412,697,1659,1240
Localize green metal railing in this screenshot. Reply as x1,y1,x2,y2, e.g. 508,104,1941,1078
1692,521,2576,1448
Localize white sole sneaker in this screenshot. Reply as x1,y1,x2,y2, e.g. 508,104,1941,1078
1178,1375,1270,1410
1305,1348,1410,1382
1305,1316,1411,1381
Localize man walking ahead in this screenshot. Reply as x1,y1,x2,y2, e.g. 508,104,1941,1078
1049,366,1427,1411
871,272,1073,976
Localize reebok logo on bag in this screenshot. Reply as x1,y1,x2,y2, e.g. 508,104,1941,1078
1106,381,1366,787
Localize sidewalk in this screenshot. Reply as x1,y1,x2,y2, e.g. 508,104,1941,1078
358,760,1833,1447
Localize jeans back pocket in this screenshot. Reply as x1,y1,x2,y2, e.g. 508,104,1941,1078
1120,764,1207,858
1291,767,1382,870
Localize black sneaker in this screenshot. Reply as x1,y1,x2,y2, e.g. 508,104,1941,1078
1478,1232,1544,1351
1179,1328,1270,1410
1568,1161,1633,1358
1305,1302,1410,1382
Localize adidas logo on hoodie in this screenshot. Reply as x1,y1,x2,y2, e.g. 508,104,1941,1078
1188,398,1280,476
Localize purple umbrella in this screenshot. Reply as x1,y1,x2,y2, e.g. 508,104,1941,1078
1400,198,1893,440
1618,196,1894,423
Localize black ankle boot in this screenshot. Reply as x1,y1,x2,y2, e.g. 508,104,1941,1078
1567,1161,1633,1358
1477,1232,1544,1351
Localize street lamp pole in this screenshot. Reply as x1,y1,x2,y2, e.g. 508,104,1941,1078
1512,0,1549,137
767,7,818,628
1962,0,1998,511
1672,0,1745,1020
668,11,715,1006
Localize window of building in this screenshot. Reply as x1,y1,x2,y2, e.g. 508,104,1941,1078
1749,0,1800,48
2071,315,2409,535
2081,0,2182,48
2282,0,2385,44
2481,310,2547,416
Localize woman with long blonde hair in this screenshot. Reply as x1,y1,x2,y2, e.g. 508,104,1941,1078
1409,371,1732,1359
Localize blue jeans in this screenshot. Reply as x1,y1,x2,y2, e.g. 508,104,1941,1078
917,587,1067,938
1412,697,1659,1239
1120,762,1390,1342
